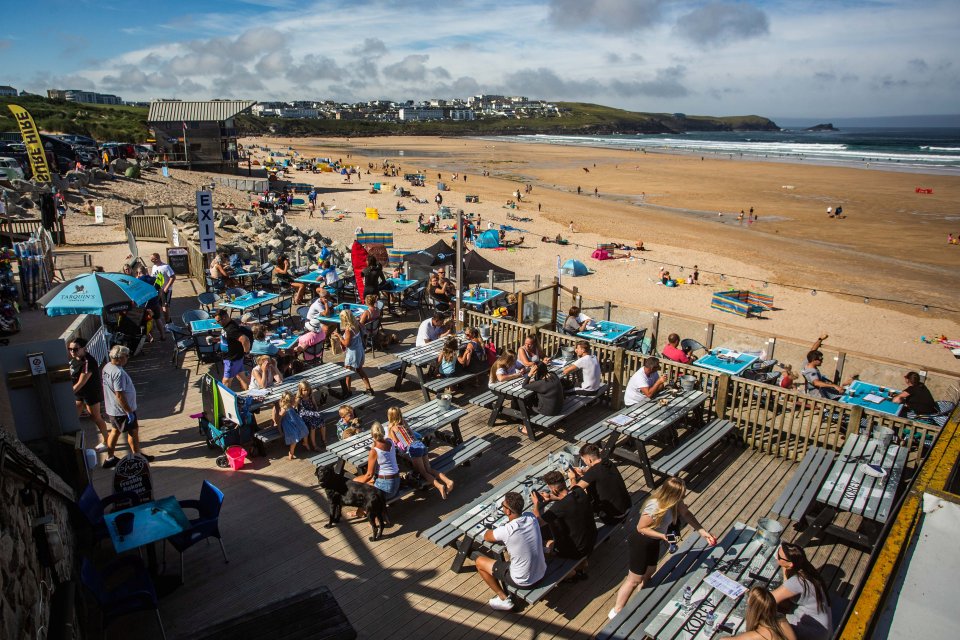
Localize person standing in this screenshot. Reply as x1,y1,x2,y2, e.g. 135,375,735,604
149,252,176,324
100,345,153,468
69,338,109,452
332,309,375,395
216,309,250,390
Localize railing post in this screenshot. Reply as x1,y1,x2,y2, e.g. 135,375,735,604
487,269,494,290
765,337,776,360
612,347,624,409
550,278,559,329
517,291,525,324
834,352,846,385
534,274,540,289
604,301,612,321
650,312,660,354
715,373,731,418
705,323,715,350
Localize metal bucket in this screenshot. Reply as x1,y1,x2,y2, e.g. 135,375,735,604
680,375,699,391
560,346,576,362
754,518,784,547
871,426,894,451
438,393,453,411
479,326,491,341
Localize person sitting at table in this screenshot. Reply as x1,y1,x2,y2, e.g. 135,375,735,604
892,371,938,415
609,477,716,620
250,324,279,356
563,306,591,335
568,443,631,525
209,250,235,291
335,404,360,440
801,341,845,400
306,289,335,324
386,406,454,498
296,380,326,452
517,334,544,368
771,543,832,640
436,337,460,377
362,255,387,297
531,470,596,576
562,340,603,396
359,294,382,339
425,273,443,308
274,252,295,292
250,352,282,390
458,326,489,373
351,422,402,515
295,317,327,364
661,333,695,364
729,587,797,640
331,309,375,396
522,361,564,416
272,391,309,460
489,351,526,386
416,313,449,347
474,491,547,612
318,259,339,287
624,357,666,406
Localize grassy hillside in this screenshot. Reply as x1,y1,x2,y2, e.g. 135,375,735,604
0,95,778,143
0,95,149,142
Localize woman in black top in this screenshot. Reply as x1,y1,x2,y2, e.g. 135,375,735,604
893,371,938,415
361,255,386,297
274,253,294,289
522,361,564,416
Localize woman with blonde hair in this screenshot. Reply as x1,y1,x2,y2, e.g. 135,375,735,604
386,406,454,498
609,477,716,620
295,380,326,451
272,391,309,460
332,309,374,395
730,587,796,640
489,351,526,386
351,422,401,517
249,355,283,391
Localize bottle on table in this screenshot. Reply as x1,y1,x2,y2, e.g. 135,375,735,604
682,585,693,613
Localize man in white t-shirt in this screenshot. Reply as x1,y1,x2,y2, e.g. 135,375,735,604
562,340,602,395
624,357,666,406
415,313,448,347
475,491,547,611
149,252,176,323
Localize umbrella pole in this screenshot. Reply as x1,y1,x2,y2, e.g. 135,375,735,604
455,210,463,331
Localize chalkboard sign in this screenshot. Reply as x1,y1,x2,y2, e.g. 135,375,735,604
112,454,154,508
167,247,190,275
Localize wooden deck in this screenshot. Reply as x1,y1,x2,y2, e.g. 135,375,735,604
88,293,871,640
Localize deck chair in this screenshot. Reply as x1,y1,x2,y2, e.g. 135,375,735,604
680,338,708,356
197,292,220,313
182,309,209,326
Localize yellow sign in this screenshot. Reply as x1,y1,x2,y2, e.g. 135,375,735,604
6,105,52,183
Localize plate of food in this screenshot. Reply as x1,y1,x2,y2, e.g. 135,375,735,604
860,463,888,478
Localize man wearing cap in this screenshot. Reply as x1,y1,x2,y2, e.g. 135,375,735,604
296,317,327,363
100,345,153,468
624,357,665,406
217,308,251,390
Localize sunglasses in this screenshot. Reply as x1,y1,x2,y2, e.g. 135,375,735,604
68,347,79,352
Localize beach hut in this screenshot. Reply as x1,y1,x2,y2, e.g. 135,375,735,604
462,251,515,284
710,289,774,318
561,259,590,277
475,230,501,249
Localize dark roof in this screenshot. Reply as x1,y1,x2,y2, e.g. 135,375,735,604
147,100,256,123
462,250,515,284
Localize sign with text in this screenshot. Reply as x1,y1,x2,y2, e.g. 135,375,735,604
172,225,180,246
27,353,47,376
94,205,104,224
112,455,153,508
196,190,216,254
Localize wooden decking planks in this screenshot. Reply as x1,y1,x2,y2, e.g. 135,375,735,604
88,296,871,640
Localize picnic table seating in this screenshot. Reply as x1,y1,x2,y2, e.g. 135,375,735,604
770,446,836,525
596,535,710,640
525,388,608,437
421,370,487,400
253,394,375,446
649,418,736,478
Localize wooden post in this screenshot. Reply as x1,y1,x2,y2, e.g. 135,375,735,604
766,337,777,360
715,373,731,418
705,323,715,350
612,347,624,410
534,274,541,289
834,352,846,385
650,312,660,354
603,301,612,322
455,210,464,331
550,278,559,329
517,291,525,324
487,269,494,290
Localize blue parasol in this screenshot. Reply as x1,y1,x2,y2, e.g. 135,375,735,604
38,272,158,316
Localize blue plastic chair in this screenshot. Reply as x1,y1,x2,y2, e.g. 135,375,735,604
166,480,228,583
77,484,137,543
81,557,166,639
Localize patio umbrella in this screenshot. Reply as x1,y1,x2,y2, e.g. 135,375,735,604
38,272,158,316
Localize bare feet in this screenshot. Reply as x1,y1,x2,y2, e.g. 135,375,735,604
444,479,454,495
435,481,448,500
350,508,366,519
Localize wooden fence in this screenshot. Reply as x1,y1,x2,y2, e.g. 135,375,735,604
124,212,171,243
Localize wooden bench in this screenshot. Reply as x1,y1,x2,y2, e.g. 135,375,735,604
770,446,836,525
650,418,735,478
254,394,375,446
597,535,712,640
468,390,498,409
505,519,621,606
523,386,608,439
312,436,491,506
421,369,487,400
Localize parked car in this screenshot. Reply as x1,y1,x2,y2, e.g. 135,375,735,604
0,157,25,180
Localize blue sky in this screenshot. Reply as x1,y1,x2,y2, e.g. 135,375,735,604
1,0,958,119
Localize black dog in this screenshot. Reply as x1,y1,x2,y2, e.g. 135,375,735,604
316,466,389,541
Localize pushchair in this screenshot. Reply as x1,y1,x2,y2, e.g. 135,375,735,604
197,375,265,463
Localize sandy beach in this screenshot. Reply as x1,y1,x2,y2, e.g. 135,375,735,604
52,134,960,382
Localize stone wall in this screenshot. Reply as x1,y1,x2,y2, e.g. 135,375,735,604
0,429,78,639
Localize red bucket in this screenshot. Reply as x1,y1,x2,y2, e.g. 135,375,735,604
226,446,247,470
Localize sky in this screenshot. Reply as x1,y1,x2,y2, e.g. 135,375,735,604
1,0,959,120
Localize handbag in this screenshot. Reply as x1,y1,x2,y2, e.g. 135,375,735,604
330,336,344,355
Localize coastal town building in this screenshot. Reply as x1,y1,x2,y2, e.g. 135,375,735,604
0,85,17,97
46,89,123,105
147,100,255,170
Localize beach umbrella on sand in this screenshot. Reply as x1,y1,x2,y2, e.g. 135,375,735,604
38,272,157,316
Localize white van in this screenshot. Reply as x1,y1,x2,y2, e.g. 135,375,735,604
0,157,24,180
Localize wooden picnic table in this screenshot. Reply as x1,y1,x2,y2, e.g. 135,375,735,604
321,398,467,473
642,522,780,640
575,390,708,486
483,361,567,438
238,362,352,411
796,433,908,549
391,335,464,400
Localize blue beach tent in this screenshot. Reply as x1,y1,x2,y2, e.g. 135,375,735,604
561,259,590,277
475,230,501,249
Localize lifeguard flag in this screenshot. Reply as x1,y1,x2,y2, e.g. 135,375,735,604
7,105,52,183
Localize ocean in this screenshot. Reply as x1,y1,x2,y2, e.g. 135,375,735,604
491,128,960,175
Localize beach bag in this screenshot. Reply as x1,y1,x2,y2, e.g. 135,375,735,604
484,340,498,364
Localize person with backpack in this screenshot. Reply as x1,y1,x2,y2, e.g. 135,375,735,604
149,252,176,324
458,326,489,373
216,309,251,390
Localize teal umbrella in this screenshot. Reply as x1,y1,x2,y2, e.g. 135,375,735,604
38,272,158,316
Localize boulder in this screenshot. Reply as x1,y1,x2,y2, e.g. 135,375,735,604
267,238,284,250
175,210,195,223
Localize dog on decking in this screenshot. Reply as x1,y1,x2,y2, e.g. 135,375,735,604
316,466,389,541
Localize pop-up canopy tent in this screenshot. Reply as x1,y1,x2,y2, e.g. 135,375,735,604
403,239,456,266
561,259,590,277
474,229,501,249
462,250,515,284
